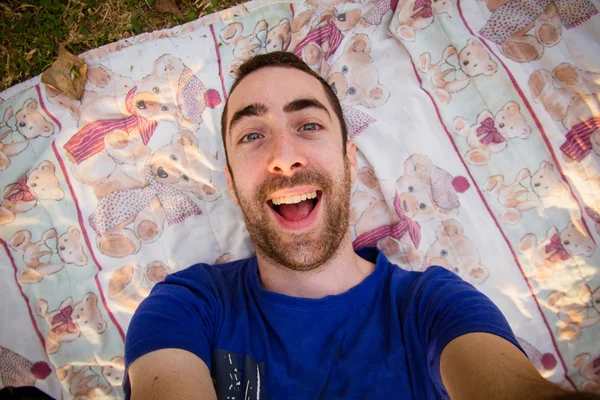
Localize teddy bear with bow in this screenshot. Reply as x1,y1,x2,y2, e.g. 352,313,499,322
479,0,598,63
9,226,89,284
0,98,55,170
395,0,453,42
353,154,470,269
484,168,540,224
88,131,220,258
290,5,364,77
519,221,596,281
0,160,64,226
529,62,600,164
418,39,498,104
63,54,221,199
57,362,112,399
544,283,600,341
36,292,108,355
452,101,531,165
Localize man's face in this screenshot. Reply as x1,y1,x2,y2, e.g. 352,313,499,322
225,66,358,271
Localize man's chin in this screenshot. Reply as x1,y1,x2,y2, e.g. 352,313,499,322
255,229,339,272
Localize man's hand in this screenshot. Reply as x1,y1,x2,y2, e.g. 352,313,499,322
129,348,216,400
440,332,566,400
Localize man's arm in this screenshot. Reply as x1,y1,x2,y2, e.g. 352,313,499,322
440,332,591,400
129,348,217,400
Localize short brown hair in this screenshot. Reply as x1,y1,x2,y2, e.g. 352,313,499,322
220,52,347,167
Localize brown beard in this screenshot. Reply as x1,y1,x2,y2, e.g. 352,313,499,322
231,157,352,272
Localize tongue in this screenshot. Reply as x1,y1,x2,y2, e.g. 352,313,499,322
278,199,315,221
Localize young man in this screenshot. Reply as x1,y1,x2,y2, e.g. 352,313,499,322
124,52,581,399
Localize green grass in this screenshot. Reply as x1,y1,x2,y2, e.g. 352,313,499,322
0,0,245,93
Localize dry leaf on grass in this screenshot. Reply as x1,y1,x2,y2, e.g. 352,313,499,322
155,0,184,19
41,46,87,100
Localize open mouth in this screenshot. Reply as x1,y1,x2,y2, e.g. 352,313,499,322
268,190,321,221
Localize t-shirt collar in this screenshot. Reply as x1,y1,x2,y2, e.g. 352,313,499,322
248,247,388,311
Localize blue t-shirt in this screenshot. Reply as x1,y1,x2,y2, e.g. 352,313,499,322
124,248,523,399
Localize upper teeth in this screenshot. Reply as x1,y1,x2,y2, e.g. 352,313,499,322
271,191,317,205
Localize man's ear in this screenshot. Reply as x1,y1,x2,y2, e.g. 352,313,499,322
225,165,239,206
346,140,358,184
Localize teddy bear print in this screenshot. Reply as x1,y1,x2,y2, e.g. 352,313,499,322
45,64,136,120
0,99,55,170
220,20,268,77
0,346,52,389
452,101,531,165
572,352,600,393
515,337,557,378
0,107,27,171
101,356,125,387
9,226,87,283
349,166,384,229
418,39,499,105
544,283,600,342
108,261,170,312
64,54,221,199
479,0,598,63
353,154,470,268
290,5,364,77
422,219,490,285
326,34,390,108
529,63,600,163
519,221,596,281
395,0,452,42
220,19,268,61
530,161,568,198
265,19,291,52
57,363,112,399
36,292,108,355
88,131,221,258
349,0,398,35
10,226,88,284
0,160,65,226
484,168,540,224
9,228,60,284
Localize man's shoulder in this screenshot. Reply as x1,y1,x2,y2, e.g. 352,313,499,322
384,258,475,310
157,256,255,296
385,259,461,292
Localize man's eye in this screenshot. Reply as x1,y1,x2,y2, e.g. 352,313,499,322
241,132,262,143
300,123,321,131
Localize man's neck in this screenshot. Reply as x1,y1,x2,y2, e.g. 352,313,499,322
255,233,376,299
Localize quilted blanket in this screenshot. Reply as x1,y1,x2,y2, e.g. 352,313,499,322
1,0,599,398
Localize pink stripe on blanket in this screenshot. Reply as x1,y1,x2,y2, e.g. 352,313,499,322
52,142,126,341
454,0,585,389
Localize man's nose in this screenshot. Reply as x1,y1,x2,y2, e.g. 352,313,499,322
267,134,307,175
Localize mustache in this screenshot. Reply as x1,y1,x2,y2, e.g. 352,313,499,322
256,169,333,201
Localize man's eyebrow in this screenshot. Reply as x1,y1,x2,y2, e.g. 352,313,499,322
283,98,331,119
228,103,269,134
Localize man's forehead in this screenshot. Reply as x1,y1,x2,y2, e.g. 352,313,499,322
227,66,332,118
